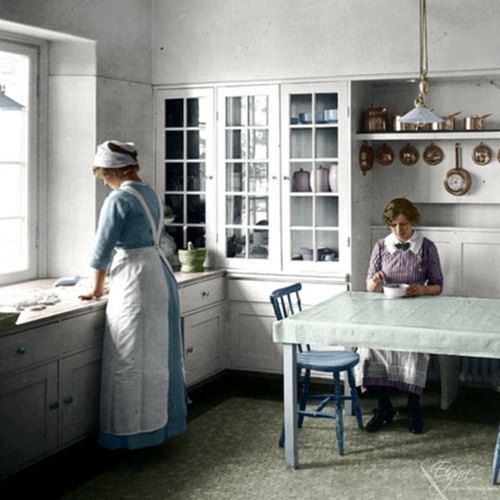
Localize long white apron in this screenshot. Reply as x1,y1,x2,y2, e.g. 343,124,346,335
100,185,174,436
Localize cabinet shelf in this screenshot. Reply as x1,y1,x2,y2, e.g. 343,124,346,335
356,130,500,141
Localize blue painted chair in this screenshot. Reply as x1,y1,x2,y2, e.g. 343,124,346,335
270,283,363,455
492,425,500,485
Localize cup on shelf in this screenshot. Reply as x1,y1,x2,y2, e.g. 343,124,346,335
324,109,338,123
299,112,312,124
290,116,299,125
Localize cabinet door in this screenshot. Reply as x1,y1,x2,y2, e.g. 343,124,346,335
155,88,215,253
0,362,58,477
183,304,224,386
281,82,350,274
59,346,101,447
217,85,280,271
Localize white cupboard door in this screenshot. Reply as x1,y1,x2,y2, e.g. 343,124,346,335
217,85,280,272
155,88,215,255
183,305,223,386
0,362,58,476
281,82,350,275
59,347,101,447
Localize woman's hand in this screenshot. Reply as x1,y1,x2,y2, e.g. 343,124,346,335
79,269,108,300
405,283,442,297
366,271,385,292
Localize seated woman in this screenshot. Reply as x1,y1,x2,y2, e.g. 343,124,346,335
356,197,443,434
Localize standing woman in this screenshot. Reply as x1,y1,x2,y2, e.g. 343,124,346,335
357,197,443,434
80,140,187,449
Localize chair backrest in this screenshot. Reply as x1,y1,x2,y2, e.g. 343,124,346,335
270,283,303,321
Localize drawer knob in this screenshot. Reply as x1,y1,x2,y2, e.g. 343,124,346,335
16,346,26,355
186,346,194,354
201,290,210,297
64,396,74,405
49,402,59,410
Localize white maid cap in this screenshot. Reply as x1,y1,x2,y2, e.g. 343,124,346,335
93,140,138,168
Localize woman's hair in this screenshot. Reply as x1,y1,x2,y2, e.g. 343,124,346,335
92,142,140,179
383,197,420,226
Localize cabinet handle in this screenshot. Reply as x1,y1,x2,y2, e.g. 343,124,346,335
49,402,59,410
201,290,210,297
186,347,194,354
16,346,26,355
64,396,74,405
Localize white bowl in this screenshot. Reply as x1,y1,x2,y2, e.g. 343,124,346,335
383,284,408,299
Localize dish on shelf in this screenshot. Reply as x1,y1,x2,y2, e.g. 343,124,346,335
472,142,492,165
164,215,176,224
423,143,444,166
375,143,394,166
399,143,419,166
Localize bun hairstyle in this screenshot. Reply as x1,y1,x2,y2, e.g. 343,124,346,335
383,197,420,226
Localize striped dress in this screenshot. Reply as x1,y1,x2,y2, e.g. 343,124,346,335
354,231,444,396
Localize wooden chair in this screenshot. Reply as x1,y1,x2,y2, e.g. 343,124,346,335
270,283,363,455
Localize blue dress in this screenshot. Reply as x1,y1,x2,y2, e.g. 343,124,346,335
90,180,187,449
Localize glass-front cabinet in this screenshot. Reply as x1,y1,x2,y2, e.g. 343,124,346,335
281,82,349,273
155,89,215,254
217,86,280,271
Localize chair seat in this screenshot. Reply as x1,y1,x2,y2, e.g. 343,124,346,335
297,350,359,372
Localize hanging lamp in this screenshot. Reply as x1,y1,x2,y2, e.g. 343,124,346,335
0,84,24,111
400,0,442,125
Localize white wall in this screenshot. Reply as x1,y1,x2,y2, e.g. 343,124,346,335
152,0,500,85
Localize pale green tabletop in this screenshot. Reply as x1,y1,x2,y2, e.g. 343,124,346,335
273,291,500,359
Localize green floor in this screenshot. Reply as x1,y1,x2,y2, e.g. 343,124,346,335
1,375,499,499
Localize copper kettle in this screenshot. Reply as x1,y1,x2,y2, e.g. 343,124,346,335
363,105,388,132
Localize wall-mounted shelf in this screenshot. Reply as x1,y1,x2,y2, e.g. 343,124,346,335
356,130,500,141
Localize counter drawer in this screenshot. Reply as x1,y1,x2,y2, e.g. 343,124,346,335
60,309,106,354
180,278,224,316
0,327,61,375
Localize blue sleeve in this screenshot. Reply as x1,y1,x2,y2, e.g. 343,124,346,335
89,192,130,270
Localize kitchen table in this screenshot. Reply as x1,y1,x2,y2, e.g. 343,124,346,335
273,291,500,468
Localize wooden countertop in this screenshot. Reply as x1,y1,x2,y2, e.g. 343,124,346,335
0,269,225,335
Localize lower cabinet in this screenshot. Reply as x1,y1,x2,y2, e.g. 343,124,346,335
0,308,105,478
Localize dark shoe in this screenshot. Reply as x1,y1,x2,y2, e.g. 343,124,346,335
407,402,423,434
364,406,396,432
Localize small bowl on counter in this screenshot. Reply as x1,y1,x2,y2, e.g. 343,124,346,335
383,284,409,299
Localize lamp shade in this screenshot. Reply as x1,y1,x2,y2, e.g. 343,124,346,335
400,105,443,125
0,92,24,111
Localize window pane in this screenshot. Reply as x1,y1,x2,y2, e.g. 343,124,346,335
226,195,246,225
187,162,205,191
0,219,24,273
165,98,183,127
187,98,206,127
165,194,183,223
186,226,205,249
187,194,205,224
248,129,268,160
165,131,183,159
226,228,245,258
0,164,22,216
226,97,246,126
187,129,206,159
248,95,268,126
165,162,183,191
226,162,245,192
225,129,246,159
248,162,268,193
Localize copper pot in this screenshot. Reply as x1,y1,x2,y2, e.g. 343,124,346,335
392,114,417,132
363,105,388,132
464,114,492,131
432,111,461,131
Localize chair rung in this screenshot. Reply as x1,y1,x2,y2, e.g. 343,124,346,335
298,410,337,419
305,394,356,402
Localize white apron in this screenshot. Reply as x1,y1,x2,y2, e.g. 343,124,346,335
100,185,174,436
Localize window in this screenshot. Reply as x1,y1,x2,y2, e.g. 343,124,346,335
0,40,38,284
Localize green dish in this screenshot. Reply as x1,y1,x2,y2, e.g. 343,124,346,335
0,311,20,327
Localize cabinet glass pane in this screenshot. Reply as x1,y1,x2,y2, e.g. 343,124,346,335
248,95,268,126
226,97,247,126
290,129,312,159
250,229,268,259
290,162,312,192
315,93,338,122
226,130,246,159
187,194,205,224
165,131,183,159
226,228,245,258
187,162,205,191
226,162,245,192
318,231,339,262
165,162,183,191
310,164,332,193
316,197,339,226
166,225,183,253
186,226,206,249
226,195,246,225
187,130,206,159
249,196,268,225
316,128,338,158
165,98,183,127
290,94,312,124
248,162,268,192
187,97,206,127
164,194,183,223
291,230,313,261
291,197,312,226
248,129,268,159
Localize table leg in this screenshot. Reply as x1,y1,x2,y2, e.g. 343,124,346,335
283,343,298,468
